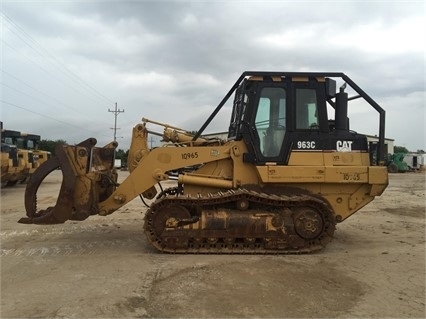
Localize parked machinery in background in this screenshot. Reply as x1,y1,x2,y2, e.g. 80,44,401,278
386,153,408,173
1,122,51,186
19,133,51,171
1,128,32,186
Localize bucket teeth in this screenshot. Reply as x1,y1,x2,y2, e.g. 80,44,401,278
18,207,65,224
22,156,61,223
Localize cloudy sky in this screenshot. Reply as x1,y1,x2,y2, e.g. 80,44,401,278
1,0,425,151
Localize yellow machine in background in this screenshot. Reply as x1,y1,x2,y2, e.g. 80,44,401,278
1,128,32,186
19,133,51,171
1,123,51,186
20,72,388,253
1,142,22,187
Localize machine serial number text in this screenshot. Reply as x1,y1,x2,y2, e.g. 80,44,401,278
181,152,199,160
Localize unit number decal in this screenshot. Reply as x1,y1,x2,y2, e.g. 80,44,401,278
343,172,360,181
181,152,198,160
297,141,316,149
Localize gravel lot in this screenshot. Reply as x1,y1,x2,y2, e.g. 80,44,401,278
1,170,425,318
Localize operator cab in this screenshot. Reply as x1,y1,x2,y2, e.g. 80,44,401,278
228,75,369,165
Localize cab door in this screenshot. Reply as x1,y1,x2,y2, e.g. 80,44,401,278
243,81,290,165
254,86,287,158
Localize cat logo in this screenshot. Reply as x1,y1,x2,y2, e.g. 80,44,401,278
336,140,353,152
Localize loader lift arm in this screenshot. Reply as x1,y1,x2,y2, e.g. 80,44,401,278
97,141,233,217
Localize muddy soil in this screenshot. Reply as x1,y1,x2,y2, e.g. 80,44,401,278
1,171,425,318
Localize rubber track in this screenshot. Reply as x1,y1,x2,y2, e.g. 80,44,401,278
144,189,336,254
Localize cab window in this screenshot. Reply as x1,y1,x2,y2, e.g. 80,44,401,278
254,87,286,157
296,89,319,129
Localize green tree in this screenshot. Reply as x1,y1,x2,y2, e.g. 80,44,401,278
38,139,67,156
115,149,129,167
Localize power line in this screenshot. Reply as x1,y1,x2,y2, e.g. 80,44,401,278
1,40,111,109
1,81,82,117
108,103,125,142
0,70,112,127
1,99,110,138
1,10,121,140
1,11,114,106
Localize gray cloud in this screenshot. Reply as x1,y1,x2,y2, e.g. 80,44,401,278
1,1,424,151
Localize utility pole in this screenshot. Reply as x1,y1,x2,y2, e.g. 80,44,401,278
108,102,124,142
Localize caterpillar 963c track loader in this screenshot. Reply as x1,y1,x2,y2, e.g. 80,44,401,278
19,72,388,253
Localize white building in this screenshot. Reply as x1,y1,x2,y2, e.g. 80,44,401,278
365,135,395,155
403,153,425,170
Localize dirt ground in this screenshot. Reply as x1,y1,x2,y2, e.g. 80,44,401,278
1,170,425,318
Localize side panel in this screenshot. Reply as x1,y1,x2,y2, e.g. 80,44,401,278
257,165,376,184
256,151,388,221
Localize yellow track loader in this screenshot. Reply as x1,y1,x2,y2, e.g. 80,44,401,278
19,72,388,253
1,128,33,186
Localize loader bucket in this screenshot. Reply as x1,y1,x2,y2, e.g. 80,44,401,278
19,138,118,224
